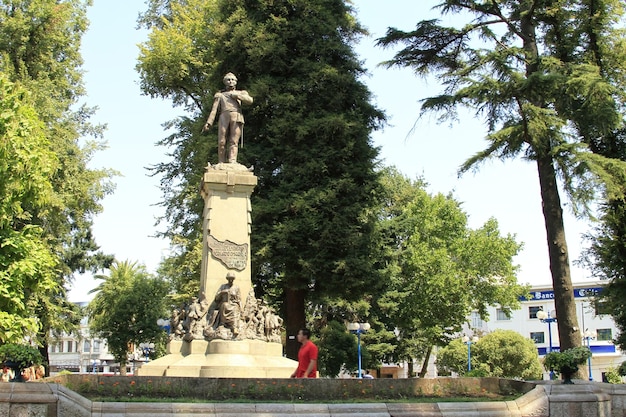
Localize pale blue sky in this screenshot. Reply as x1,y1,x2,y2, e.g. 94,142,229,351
68,0,595,301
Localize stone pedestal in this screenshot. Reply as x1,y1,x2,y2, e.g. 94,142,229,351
199,164,256,301
138,163,297,378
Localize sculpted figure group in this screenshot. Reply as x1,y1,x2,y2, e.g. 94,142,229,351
173,273,283,343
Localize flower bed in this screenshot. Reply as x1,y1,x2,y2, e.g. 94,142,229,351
48,374,534,402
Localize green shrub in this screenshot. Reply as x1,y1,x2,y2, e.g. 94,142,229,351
543,347,591,383
0,343,43,369
605,367,623,384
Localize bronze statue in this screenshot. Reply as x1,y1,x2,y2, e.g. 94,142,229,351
203,73,253,164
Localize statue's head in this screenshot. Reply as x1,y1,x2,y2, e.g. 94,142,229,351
226,272,236,282
223,72,238,85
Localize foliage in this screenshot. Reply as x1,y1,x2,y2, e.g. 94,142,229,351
620,360,626,377
87,260,171,373
375,168,525,365
543,347,592,382
137,0,384,358
377,0,626,354
0,343,43,370
0,74,59,343
0,0,115,354
438,330,542,380
604,366,623,384
437,338,471,376
472,330,543,380
316,320,358,377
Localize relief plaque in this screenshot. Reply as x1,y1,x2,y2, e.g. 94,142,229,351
207,235,248,270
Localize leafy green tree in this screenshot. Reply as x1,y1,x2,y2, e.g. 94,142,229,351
377,0,626,353
137,0,384,359
87,260,170,375
438,330,542,380
0,74,59,344
374,168,525,374
0,0,115,366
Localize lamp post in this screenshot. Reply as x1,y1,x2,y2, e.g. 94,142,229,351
157,318,171,335
537,309,557,379
462,335,479,372
92,359,100,374
139,342,155,362
584,329,595,381
347,322,370,378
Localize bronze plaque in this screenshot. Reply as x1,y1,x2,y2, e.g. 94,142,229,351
207,235,248,271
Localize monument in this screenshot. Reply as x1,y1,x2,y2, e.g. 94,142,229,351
138,74,297,378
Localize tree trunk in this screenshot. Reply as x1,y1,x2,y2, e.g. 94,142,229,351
536,154,582,351
418,345,433,378
38,343,50,377
285,287,306,360
407,360,414,378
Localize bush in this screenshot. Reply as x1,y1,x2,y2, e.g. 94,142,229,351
605,367,623,384
0,343,43,370
543,346,591,383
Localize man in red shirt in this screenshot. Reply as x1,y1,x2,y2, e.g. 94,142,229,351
290,328,318,378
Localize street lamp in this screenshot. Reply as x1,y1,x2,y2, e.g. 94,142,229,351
347,322,370,378
537,309,557,379
139,342,155,362
584,329,595,381
92,359,100,374
157,318,171,335
462,335,479,372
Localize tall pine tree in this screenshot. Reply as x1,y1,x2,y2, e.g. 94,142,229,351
377,0,626,352
138,0,384,358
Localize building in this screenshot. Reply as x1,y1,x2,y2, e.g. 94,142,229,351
47,303,146,375
474,281,625,381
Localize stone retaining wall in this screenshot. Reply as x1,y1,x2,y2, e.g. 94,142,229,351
1,379,624,417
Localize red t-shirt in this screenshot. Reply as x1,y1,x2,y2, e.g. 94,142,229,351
296,341,318,378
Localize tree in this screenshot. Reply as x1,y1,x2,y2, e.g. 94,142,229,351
137,0,384,359
87,260,170,375
0,0,115,366
438,330,542,380
377,0,626,352
0,74,59,344
374,168,525,373
573,1,626,353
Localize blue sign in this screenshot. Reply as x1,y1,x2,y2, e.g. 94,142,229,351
537,345,615,356
520,287,603,301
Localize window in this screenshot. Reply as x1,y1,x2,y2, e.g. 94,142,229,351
66,341,73,352
597,328,612,341
530,332,545,344
83,341,91,353
470,311,483,329
529,306,543,319
93,340,101,353
50,344,56,353
496,308,510,321
594,301,611,315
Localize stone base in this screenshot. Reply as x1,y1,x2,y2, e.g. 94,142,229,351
137,339,297,378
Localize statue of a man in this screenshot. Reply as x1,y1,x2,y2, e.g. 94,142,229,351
202,73,253,164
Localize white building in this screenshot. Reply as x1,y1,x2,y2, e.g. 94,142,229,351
47,303,147,375
473,281,625,381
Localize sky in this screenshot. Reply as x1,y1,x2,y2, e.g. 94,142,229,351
68,0,596,301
